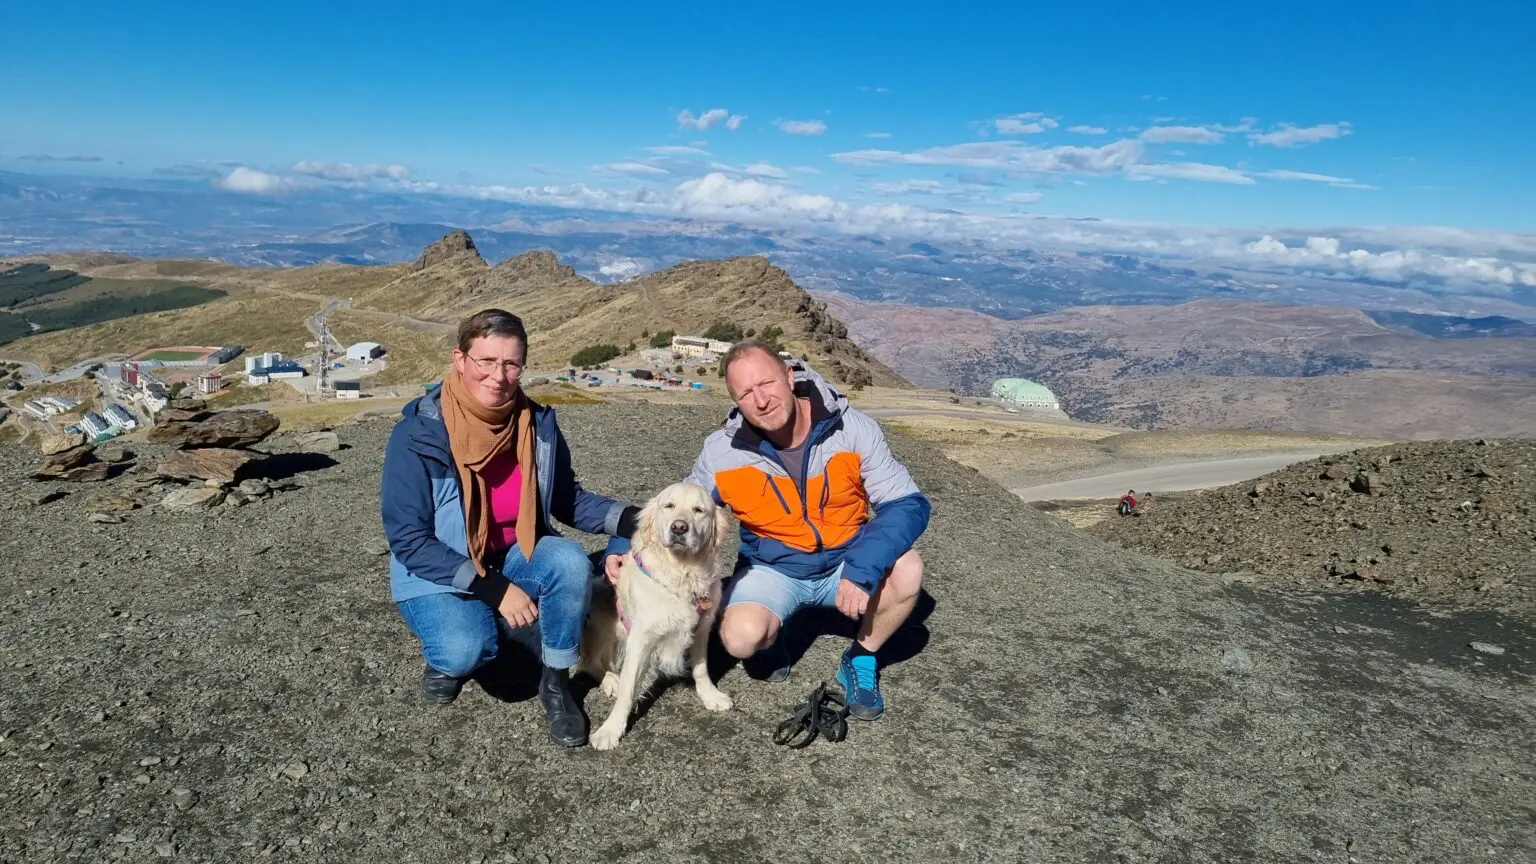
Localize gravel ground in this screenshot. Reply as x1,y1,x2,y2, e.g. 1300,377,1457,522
0,404,1531,863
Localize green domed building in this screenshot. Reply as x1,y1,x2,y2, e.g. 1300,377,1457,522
989,378,1061,411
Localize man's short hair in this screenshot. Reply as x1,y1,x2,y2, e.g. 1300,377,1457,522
721,339,785,375
457,309,528,353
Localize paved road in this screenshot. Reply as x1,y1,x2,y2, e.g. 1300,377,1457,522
0,358,45,383
865,406,1128,431
1011,450,1346,501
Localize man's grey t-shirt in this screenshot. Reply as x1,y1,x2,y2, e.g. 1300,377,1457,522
776,440,808,495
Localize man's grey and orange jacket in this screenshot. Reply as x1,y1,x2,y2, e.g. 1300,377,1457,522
684,361,930,594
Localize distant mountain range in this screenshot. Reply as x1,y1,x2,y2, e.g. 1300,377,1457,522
4,170,1533,324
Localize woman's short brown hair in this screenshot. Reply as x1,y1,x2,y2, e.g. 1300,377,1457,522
457,309,528,353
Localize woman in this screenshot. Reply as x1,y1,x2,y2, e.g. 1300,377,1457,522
381,308,637,748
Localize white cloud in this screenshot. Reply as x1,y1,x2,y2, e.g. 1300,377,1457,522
213,167,301,194
1004,191,1044,204
1260,170,1351,183
1256,169,1375,190
777,119,827,135
859,85,890,93
598,258,645,278
744,162,789,179
832,139,1144,175
430,173,1534,291
726,114,745,131
672,172,843,221
677,108,730,131
1249,122,1353,148
995,113,1060,135
865,131,893,138
1242,234,1536,288
643,145,711,156
869,179,980,198
1068,125,1107,135
290,161,411,182
1127,162,1255,184
1139,125,1224,144
593,162,671,177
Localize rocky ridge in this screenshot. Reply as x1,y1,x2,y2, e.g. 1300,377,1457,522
1091,437,1536,614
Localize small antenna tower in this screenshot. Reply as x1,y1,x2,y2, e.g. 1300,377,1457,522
317,319,331,397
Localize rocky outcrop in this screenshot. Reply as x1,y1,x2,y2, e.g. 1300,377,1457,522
147,410,279,449
489,250,576,282
156,448,263,484
1092,438,1536,610
31,446,110,482
292,431,340,454
412,230,486,271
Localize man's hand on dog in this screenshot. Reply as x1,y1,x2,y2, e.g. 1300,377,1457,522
497,584,538,628
604,553,623,585
835,578,870,619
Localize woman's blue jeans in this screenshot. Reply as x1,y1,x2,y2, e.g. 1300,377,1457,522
397,536,592,674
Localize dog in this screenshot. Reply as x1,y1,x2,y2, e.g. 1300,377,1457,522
578,481,734,750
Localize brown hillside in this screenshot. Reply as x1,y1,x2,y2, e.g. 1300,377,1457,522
354,233,907,388
11,235,906,389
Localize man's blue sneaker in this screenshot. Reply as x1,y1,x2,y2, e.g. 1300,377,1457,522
836,648,884,720
744,634,791,682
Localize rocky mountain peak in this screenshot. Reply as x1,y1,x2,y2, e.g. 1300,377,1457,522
413,230,486,271
489,250,577,282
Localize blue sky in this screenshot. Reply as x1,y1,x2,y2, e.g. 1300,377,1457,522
4,0,1534,233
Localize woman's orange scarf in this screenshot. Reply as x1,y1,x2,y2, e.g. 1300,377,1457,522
440,371,538,574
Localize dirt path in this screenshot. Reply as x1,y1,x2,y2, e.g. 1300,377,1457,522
1011,450,1350,500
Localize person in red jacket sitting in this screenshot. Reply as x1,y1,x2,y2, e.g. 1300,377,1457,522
1116,489,1138,516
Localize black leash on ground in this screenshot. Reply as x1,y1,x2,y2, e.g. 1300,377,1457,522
773,681,849,748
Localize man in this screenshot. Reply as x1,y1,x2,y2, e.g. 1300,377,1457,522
1117,489,1137,516
677,342,930,720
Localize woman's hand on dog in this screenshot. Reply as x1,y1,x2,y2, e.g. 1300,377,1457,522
604,553,624,585
497,584,539,628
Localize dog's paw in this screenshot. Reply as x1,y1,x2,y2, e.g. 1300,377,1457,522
600,672,618,699
698,687,733,712
590,722,625,751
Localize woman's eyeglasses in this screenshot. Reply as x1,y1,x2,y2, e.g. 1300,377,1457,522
468,356,525,377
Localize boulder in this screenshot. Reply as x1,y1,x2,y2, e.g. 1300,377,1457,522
147,410,279,449
96,443,133,463
237,479,271,498
88,512,124,524
32,447,111,482
39,432,85,455
160,487,225,510
89,494,141,513
156,448,262,484
293,431,340,454
155,407,211,423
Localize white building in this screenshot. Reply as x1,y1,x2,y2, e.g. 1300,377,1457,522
346,341,385,361
671,335,735,359
197,373,222,394
105,404,137,431
24,400,50,420
81,411,112,440
335,380,361,400
244,352,284,373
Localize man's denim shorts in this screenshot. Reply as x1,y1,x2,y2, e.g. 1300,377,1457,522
722,559,845,623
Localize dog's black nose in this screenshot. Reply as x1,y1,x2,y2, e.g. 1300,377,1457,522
670,520,689,535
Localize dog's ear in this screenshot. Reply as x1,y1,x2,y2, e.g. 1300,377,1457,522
634,494,661,551
712,501,732,547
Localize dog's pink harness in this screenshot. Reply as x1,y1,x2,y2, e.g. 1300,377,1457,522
616,550,714,633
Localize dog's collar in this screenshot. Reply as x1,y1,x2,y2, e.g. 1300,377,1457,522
630,550,714,617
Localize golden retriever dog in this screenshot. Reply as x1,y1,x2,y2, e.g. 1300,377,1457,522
578,481,733,750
